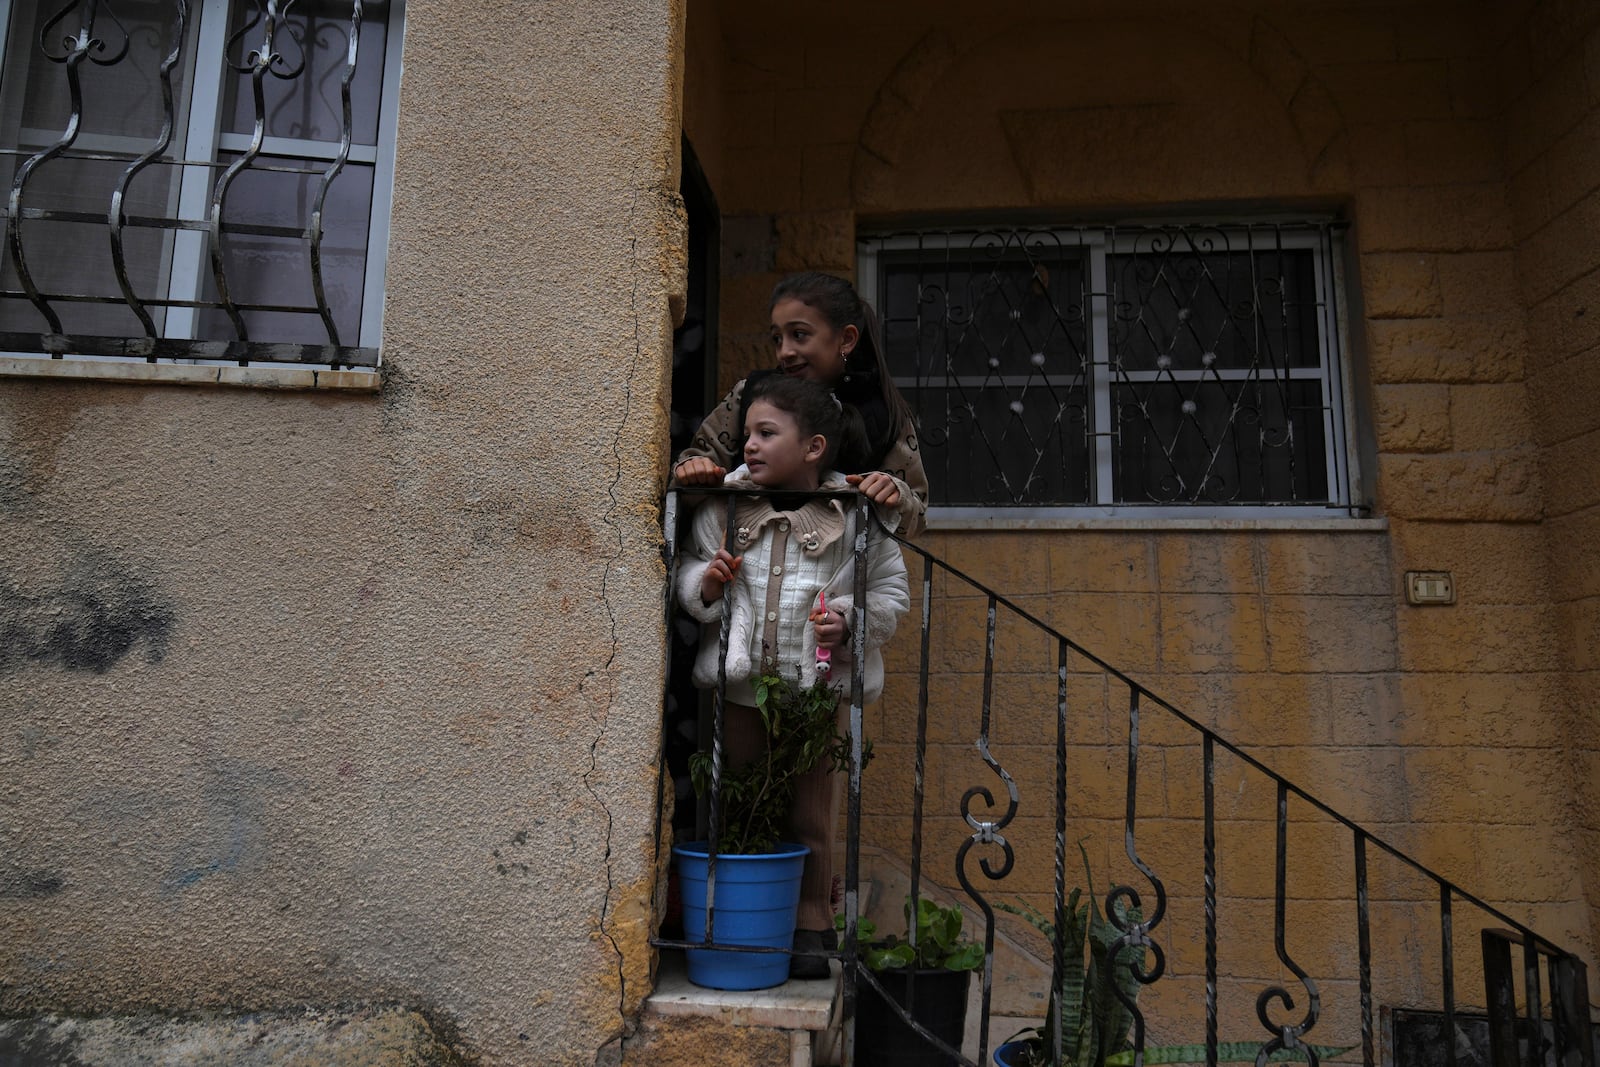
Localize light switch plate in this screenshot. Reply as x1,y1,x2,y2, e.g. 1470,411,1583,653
1405,571,1455,605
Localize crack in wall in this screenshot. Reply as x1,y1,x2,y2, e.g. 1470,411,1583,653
585,175,649,1063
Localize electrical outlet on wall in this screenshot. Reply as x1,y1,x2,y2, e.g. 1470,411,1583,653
1405,571,1455,606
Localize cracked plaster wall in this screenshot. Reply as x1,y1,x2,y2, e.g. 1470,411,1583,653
0,1,686,1064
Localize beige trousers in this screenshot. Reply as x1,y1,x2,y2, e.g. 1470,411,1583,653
721,700,845,932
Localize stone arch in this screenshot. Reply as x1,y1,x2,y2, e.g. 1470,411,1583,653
1242,14,1351,181
850,14,1351,214
850,29,976,209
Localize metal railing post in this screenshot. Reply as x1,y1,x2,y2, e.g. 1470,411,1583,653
1483,929,1519,1067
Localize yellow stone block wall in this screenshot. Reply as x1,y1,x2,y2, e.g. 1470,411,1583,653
683,0,1594,1039
1498,0,1600,961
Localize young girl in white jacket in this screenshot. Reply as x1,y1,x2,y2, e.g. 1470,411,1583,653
678,373,910,977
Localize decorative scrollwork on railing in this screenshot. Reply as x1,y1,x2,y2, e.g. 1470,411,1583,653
953,749,1017,1062
956,595,1020,897
9,1,144,333
1105,687,1169,1060
39,0,132,65
956,771,1019,887
307,0,363,350
1256,781,1322,1066
109,0,189,339
950,594,1021,1064
225,0,308,78
210,0,312,341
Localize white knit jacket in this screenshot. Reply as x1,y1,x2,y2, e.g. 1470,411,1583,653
676,468,911,704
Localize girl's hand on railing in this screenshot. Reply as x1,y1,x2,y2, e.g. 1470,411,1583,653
699,547,742,604
673,457,726,485
845,471,901,508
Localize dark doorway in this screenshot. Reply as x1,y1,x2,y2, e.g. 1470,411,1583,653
664,137,719,854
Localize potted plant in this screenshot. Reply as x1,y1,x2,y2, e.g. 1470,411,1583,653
992,847,1349,1066
844,896,985,1067
673,670,852,990
992,848,1143,1067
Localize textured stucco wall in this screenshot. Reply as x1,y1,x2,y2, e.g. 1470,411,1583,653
1,2,686,1064
689,0,1595,1040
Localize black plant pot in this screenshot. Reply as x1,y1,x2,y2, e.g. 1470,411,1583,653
855,966,971,1067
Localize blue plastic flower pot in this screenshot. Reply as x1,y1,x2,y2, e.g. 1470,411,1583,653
993,1040,1029,1066
672,841,810,990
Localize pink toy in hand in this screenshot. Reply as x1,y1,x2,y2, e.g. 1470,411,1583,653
813,592,833,677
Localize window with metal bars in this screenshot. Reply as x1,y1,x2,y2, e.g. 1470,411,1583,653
859,223,1357,519
0,0,403,368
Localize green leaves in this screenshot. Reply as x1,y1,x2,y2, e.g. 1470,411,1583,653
994,843,1144,1067
841,895,984,973
993,846,1353,1067
865,943,916,970
942,941,985,971
690,671,852,855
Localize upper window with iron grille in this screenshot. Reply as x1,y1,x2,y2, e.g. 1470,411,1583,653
0,0,404,369
859,223,1359,521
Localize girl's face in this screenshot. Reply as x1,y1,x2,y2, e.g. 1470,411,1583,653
743,399,825,490
770,297,858,384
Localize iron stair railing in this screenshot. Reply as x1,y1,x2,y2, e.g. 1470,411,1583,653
653,488,1596,1067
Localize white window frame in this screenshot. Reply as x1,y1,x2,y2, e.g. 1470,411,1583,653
859,221,1362,524
0,0,405,363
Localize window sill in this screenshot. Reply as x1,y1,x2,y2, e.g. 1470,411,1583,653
0,356,379,392
927,511,1386,533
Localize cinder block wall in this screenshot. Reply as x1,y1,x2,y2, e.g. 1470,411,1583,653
1499,0,1600,958
685,0,1594,1039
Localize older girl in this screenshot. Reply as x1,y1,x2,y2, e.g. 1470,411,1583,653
674,271,928,537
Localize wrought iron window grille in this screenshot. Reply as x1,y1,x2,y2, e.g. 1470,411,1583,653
0,0,403,369
859,222,1359,518
654,489,1595,1067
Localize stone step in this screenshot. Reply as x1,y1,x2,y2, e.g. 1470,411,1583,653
636,950,840,1066
639,948,1043,1066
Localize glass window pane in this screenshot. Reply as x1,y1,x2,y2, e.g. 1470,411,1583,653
879,235,1089,507
907,383,1091,507
0,2,194,142
0,0,394,356
882,240,1086,381
221,0,390,146
1112,378,1329,504
196,152,373,344
869,225,1342,510
0,155,180,336
1109,237,1321,374
0,3,194,336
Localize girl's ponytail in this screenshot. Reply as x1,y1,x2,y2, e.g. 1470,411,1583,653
848,297,914,460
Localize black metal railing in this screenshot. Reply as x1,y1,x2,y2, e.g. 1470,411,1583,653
654,488,1596,1067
